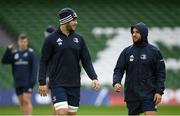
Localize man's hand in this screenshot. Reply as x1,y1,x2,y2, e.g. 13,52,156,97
92,79,100,90
38,85,48,96
8,44,14,49
154,93,162,105
114,83,121,92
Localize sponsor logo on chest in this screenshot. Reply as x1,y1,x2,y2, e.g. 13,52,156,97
129,55,134,62
56,37,79,46
129,54,147,62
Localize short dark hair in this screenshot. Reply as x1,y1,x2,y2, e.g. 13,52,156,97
18,34,28,40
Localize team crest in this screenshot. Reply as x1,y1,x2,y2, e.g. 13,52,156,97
23,52,28,57
73,38,79,43
14,53,19,59
140,54,147,60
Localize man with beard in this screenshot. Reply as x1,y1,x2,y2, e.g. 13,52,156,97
113,22,166,115
38,8,100,115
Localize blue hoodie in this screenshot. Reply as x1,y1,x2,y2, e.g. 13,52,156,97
38,27,97,88
113,22,166,101
131,22,148,44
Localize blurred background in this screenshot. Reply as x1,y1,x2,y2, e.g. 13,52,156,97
0,0,180,115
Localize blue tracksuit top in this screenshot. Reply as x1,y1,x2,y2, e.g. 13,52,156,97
38,27,97,88
1,48,37,87
113,23,166,101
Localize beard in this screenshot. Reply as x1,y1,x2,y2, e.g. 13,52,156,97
133,37,143,44
66,24,75,33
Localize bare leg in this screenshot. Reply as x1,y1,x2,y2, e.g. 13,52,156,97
56,108,69,116
68,112,76,116
52,105,56,115
18,93,32,115
144,111,156,116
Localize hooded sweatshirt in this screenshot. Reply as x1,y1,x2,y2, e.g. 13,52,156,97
113,22,166,101
38,28,97,88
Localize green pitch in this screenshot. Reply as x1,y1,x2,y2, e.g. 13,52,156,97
0,105,180,115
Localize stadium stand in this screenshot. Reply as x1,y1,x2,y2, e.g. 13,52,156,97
0,0,180,88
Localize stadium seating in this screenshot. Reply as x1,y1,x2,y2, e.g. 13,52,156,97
0,0,180,88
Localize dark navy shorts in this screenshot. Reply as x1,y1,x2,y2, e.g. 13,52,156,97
50,87,80,107
15,86,33,95
126,99,157,115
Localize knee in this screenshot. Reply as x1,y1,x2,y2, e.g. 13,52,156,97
68,112,76,115
22,97,31,106
56,108,69,115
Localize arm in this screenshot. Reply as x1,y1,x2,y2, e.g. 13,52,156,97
80,39,97,80
1,45,14,64
153,50,166,104
80,39,99,90
38,37,53,96
30,50,38,88
113,48,126,88
38,37,53,86
155,50,166,95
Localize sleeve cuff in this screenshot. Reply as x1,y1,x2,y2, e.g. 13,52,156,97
39,80,46,86
112,82,120,87
90,74,98,80
156,90,164,95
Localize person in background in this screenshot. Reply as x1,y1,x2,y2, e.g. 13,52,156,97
44,25,57,115
1,34,37,115
44,25,55,38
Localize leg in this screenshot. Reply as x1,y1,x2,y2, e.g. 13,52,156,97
51,87,69,115
126,101,142,115
142,99,157,116
17,94,24,114
68,112,76,116
18,92,32,115
51,104,57,115
144,111,156,116
68,105,78,116
54,102,69,116
67,87,80,115
49,90,56,115
56,108,69,116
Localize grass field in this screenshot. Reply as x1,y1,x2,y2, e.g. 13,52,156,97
0,105,180,115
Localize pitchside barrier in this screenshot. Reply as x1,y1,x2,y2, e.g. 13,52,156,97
0,87,179,105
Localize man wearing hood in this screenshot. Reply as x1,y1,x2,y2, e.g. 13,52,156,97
113,22,166,115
